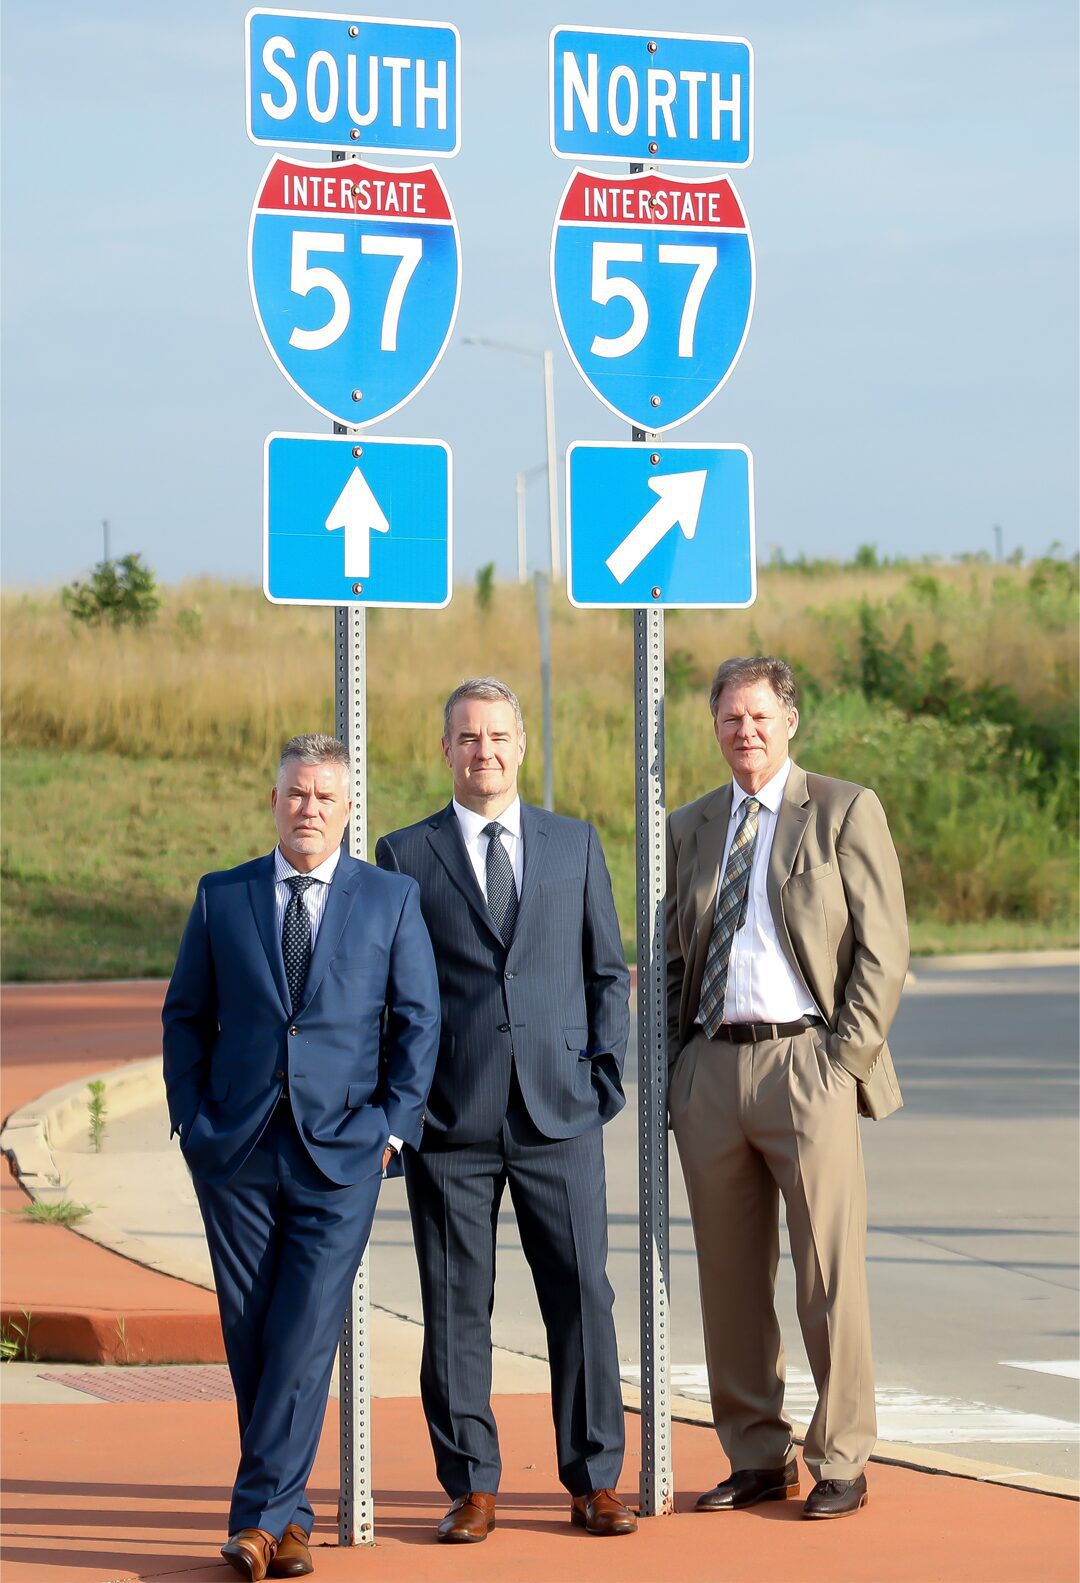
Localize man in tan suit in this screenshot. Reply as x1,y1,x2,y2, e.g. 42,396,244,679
667,656,907,1520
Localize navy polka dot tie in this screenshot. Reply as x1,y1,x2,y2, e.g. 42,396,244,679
282,874,315,1014
483,822,518,945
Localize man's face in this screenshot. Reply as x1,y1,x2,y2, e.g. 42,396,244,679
271,759,352,871
442,697,525,812
714,679,798,793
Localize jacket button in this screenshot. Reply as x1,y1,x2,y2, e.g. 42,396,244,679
274,1070,286,1081
497,1023,510,1033
504,970,515,979
289,1026,298,1036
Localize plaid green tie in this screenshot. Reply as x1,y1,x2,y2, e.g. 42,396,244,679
698,797,761,1037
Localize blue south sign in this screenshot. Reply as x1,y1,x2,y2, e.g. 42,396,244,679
246,8,460,156
551,168,755,432
249,155,461,428
550,25,752,167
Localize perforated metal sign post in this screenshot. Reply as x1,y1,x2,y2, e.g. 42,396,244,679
551,16,755,1500
334,581,371,1545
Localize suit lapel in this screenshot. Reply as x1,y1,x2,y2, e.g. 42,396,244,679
513,803,549,937
300,851,363,1010
688,785,730,950
766,760,817,997
248,853,291,1015
425,804,502,944
767,760,811,913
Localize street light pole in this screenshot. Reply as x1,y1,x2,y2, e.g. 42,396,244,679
461,336,562,577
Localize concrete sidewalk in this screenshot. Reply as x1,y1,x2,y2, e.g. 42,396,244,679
2,980,1078,1583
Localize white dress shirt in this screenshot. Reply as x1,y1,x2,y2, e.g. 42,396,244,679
715,758,818,1024
274,844,401,1156
273,844,340,938
453,796,524,900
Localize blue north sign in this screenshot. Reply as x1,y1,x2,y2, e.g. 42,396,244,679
246,8,460,156
549,25,752,167
264,432,452,607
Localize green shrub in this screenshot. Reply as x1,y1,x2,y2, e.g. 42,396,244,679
62,554,161,630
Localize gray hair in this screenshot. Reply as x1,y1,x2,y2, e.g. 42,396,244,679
709,656,798,718
442,677,525,738
277,733,351,784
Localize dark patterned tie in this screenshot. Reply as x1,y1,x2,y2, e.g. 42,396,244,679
483,822,518,945
698,797,762,1037
282,874,315,1014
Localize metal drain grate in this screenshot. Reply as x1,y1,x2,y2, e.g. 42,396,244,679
38,1366,234,1403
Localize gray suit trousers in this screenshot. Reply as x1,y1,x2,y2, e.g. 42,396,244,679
405,1107,625,1498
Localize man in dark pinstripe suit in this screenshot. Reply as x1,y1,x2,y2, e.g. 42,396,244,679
376,677,636,1543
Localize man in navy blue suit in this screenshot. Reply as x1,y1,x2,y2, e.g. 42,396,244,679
163,733,439,1581
376,679,636,1542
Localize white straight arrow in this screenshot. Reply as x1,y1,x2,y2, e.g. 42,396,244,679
605,470,708,585
325,467,390,579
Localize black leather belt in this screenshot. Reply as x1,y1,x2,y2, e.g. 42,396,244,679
711,1016,824,1044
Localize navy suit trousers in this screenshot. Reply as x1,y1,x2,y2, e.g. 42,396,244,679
405,1094,625,1498
193,1104,381,1537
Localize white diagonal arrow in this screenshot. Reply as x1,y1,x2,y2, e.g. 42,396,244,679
325,466,390,579
605,470,708,585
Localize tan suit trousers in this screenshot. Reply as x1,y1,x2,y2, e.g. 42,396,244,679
669,1026,875,1480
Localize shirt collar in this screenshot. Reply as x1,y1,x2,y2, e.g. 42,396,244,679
274,844,342,884
453,795,522,843
731,756,792,818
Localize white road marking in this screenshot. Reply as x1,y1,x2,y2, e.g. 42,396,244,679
1002,1359,1080,1381
622,1364,1080,1445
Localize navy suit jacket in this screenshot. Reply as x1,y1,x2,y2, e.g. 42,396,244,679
162,850,440,1186
375,802,629,1145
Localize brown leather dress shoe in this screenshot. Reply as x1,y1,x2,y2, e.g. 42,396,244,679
802,1473,868,1519
570,1488,638,1535
695,1463,799,1511
268,1523,314,1576
437,1492,497,1542
221,1529,279,1582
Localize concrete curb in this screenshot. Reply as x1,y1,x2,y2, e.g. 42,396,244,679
5,1047,1077,1500
619,1386,1078,1503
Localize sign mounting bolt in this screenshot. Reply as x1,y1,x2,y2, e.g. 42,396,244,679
651,586,662,599
351,390,363,402
647,40,658,52
648,141,658,153
352,446,363,458
348,24,359,36
351,582,363,595
650,453,660,465
650,395,662,408
350,128,361,139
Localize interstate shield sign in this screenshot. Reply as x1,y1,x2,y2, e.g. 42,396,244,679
249,155,461,428
550,168,755,431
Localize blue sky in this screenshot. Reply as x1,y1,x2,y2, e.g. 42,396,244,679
2,1,1077,587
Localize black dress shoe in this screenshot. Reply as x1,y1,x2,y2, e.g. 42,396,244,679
802,1474,868,1519
695,1463,799,1511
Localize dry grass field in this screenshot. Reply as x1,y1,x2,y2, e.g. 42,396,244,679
2,559,1076,978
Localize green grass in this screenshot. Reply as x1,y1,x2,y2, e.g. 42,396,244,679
2,739,1074,980
15,1199,93,1227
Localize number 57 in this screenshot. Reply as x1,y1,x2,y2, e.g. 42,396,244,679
590,242,717,360
287,231,422,353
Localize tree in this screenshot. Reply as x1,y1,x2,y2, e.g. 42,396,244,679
62,554,162,630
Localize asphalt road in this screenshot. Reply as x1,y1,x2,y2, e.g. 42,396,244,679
369,960,1080,1482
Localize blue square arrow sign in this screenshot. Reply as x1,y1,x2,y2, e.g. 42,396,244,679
264,432,452,607
566,441,755,609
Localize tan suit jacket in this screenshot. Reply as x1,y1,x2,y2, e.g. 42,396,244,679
666,759,907,1120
